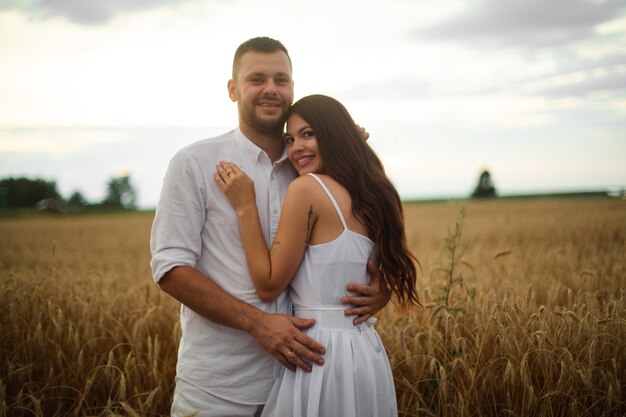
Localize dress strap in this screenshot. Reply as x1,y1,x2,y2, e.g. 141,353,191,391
306,173,348,230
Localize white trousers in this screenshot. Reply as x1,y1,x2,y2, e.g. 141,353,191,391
171,378,264,417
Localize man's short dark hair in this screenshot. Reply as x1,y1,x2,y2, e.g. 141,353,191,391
232,37,291,79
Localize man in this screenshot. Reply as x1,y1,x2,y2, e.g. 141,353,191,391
150,37,389,417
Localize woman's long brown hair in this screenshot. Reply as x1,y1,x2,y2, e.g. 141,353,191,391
290,94,420,311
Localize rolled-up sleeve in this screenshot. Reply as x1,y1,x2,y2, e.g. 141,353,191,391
150,151,207,283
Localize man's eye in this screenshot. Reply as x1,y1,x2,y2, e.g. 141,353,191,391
276,78,289,85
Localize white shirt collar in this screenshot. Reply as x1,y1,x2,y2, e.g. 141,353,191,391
234,127,290,166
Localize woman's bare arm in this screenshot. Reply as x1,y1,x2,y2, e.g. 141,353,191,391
215,164,313,301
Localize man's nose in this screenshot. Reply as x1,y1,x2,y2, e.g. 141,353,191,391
263,80,278,95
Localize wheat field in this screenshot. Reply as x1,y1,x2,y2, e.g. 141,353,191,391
1,198,625,416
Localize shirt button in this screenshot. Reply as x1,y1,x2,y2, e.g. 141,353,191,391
272,207,278,214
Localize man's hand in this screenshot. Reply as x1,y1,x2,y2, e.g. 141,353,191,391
342,261,391,325
250,313,325,372
159,267,325,372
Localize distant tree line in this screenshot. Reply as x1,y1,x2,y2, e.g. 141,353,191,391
0,174,138,212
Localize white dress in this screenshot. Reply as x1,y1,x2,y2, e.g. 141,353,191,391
261,174,398,417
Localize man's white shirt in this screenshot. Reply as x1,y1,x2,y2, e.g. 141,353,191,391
150,128,297,404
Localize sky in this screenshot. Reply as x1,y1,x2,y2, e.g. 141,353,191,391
0,0,625,208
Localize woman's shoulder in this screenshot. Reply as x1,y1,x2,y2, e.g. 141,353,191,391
290,174,342,194
288,174,319,191
286,174,334,202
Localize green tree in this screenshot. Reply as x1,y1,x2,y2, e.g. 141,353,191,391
67,190,89,212
68,191,88,206
0,187,8,210
0,177,60,208
102,174,137,209
471,170,497,198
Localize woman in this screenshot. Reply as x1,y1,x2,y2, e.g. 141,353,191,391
214,94,419,417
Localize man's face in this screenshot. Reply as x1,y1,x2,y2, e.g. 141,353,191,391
228,50,294,134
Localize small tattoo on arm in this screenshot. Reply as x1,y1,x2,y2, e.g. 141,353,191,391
305,205,313,244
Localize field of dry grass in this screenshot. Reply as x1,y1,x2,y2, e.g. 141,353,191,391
1,198,624,416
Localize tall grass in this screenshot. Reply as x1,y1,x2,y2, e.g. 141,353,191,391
1,215,179,416
382,198,626,416
1,198,625,416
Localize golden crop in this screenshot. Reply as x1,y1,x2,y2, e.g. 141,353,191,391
1,198,624,416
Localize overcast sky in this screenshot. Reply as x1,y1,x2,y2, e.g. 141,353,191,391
1,0,625,208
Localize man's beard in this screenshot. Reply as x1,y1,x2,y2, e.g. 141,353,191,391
241,101,289,134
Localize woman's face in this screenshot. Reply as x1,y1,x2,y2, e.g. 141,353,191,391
285,113,325,176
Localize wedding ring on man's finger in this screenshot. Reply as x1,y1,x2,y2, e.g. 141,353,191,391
226,170,232,176
285,350,293,358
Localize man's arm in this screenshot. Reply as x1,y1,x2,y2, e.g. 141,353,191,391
159,265,325,372
342,261,391,325
152,151,325,371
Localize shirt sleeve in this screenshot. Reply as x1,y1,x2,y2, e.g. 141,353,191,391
150,150,207,283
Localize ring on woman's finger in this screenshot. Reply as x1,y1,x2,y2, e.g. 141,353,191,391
285,349,293,358
226,170,232,175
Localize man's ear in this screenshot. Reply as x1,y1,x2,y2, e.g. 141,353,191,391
227,79,237,102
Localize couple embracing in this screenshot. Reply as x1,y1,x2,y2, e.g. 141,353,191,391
150,36,419,417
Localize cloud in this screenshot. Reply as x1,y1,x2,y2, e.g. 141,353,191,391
341,55,626,103
0,126,221,207
0,0,200,25
523,67,626,98
341,78,438,100
413,0,626,49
